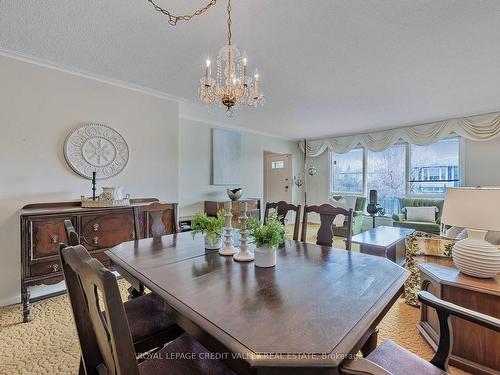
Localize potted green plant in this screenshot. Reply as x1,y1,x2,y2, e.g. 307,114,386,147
191,211,225,250
248,214,288,267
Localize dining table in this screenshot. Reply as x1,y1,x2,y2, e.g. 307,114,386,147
106,231,409,375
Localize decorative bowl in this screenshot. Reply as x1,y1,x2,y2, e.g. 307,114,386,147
227,188,242,201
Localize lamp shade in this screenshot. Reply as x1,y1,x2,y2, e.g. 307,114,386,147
442,187,500,231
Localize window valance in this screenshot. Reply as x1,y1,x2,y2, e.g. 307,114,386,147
300,111,500,156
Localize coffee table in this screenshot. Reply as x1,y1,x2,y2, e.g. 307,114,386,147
350,226,414,265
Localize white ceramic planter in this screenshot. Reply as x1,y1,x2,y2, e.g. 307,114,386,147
204,234,222,250
254,245,277,267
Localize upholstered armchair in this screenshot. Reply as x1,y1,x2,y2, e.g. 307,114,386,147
331,195,366,237
403,231,455,306
392,198,444,234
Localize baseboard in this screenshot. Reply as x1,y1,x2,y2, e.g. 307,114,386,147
0,295,21,308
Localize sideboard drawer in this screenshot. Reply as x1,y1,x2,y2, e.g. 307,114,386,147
30,260,63,277
29,216,76,260
30,251,110,277
80,211,135,250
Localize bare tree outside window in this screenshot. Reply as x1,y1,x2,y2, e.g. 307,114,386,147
367,144,406,215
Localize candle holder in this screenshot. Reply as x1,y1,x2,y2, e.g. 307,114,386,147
219,202,238,256
233,202,254,262
92,171,97,201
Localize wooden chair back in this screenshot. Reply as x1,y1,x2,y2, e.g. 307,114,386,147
134,202,178,239
64,219,80,246
59,244,140,375
264,201,301,240
301,204,353,249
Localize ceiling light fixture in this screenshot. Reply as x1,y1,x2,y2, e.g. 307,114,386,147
199,0,264,115
146,0,264,116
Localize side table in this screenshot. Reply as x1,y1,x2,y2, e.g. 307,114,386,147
417,262,500,375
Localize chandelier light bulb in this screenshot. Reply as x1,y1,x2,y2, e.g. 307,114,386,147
206,58,211,67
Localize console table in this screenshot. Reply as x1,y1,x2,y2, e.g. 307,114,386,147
204,198,261,227
417,262,500,375
20,198,165,322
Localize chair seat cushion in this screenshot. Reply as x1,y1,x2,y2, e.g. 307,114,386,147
367,340,447,375
139,333,235,375
124,293,178,342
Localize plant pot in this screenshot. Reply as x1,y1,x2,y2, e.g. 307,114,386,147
204,234,222,250
254,245,277,267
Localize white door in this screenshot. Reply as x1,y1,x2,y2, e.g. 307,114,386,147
264,153,292,204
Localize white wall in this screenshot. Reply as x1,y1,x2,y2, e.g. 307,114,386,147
464,138,500,186
0,55,179,306
178,118,302,218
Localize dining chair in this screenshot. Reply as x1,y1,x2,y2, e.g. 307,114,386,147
134,202,178,239
58,243,184,366
341,291,500,375
301,204,353,249
264,201,301,240
64,219,80,246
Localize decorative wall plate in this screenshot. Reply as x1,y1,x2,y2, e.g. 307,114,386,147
64,123,129,180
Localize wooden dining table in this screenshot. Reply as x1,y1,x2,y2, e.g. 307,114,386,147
106,231,409,375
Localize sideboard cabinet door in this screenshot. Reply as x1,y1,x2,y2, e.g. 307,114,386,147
80,211,135,250
29,216,76,261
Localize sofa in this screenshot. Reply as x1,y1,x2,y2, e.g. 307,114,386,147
331,195,366,237
392,198,444,235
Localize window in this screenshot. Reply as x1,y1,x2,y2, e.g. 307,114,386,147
367,144,406,215
332,148,364,193
329,137,461,216
409,138,460,194
271,160,284,169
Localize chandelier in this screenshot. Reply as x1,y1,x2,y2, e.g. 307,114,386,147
145,0,263,115
199,0,264,114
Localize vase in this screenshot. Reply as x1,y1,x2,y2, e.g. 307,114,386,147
452,229,500,278
254,245,277,267
100,187,123,201
204,234,222,250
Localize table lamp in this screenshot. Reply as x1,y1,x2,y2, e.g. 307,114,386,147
442,187,500,278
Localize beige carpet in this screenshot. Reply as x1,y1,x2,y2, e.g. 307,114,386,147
0,227,469,374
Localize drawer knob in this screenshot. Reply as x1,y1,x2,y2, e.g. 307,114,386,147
93,236,99,245
50,234,58,244
93,223,99,232
51,264,60,272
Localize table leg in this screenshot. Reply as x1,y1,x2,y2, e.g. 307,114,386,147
127,284,145,300
360,328,379,357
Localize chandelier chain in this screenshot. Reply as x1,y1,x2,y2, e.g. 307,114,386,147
146,0,217,26
227,0,232,45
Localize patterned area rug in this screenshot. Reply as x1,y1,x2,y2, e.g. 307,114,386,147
0,226,469,374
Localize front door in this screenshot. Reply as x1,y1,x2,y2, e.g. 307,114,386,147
264,153,292,205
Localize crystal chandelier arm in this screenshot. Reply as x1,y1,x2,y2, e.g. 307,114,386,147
146,0,218,26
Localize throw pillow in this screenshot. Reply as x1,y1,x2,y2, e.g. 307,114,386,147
329,197,349,227
405,206,437,223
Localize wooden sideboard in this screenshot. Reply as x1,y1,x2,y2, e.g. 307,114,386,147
19,198,171,322
417,261,500,375
204,198,261,227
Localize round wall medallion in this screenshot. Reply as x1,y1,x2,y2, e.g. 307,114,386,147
64,123,129,180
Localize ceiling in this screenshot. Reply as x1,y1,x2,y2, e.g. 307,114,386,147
1,0,500,140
